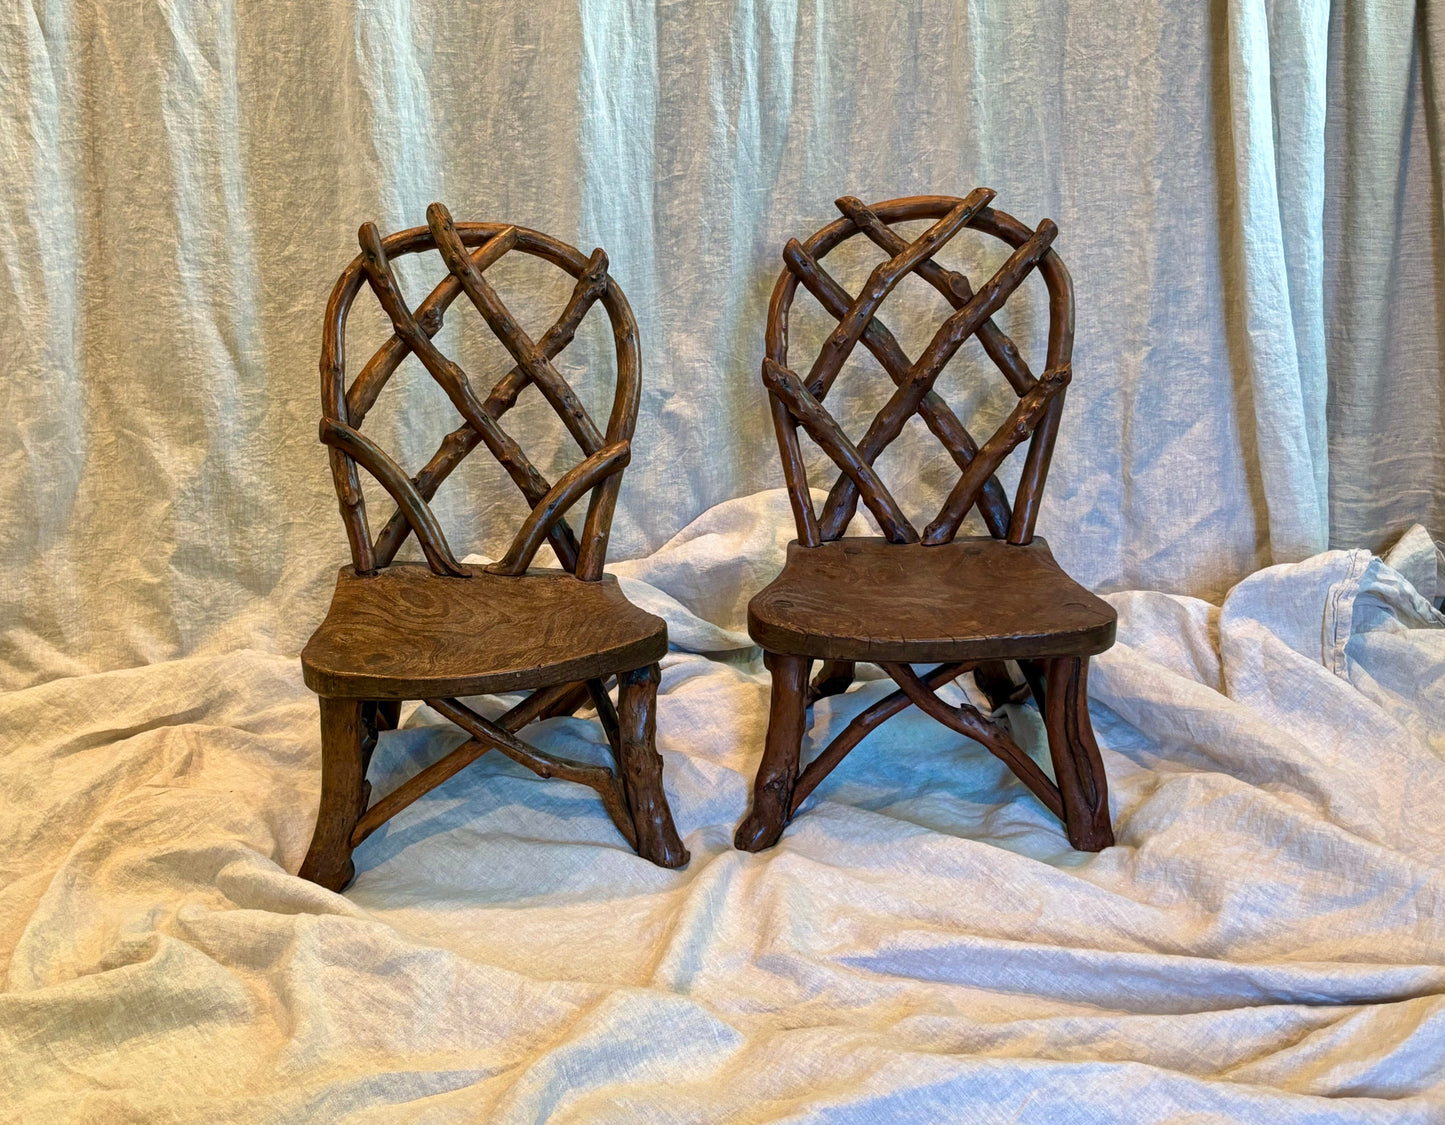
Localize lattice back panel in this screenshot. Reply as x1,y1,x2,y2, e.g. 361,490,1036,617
763,191,1075,547
319,204,641,581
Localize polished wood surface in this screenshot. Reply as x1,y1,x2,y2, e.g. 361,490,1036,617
733,652,810,853
737,191,1115,855
1043,656,1114,850
299,206,687,889
297,697,368,891
748,538,1115,663
302,564,668,700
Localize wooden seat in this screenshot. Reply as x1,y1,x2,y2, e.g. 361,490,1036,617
749,538,1115,663
302,565,667,699
297,204,688,891
735,192,1117,856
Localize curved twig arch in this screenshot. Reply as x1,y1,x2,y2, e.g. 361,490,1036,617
319,204,641,581
763,192,1075,548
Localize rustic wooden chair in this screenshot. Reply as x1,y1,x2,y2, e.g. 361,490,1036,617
298,203,688,891
734,191,1117,854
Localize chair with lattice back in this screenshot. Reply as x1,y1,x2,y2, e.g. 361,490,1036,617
734,191,1117,854
298,203,688,891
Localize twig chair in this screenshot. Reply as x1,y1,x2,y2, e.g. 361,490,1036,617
298,203,688,891
734,191,1117,854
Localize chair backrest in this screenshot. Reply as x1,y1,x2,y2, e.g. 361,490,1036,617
319,203,641,582
762,191,1075,548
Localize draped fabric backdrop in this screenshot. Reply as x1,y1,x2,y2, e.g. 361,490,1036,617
0,0,1440,689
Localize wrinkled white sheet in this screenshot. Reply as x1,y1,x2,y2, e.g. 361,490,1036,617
2,493,1444,1122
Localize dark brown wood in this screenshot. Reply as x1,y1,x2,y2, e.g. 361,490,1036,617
762,195,1073,548
1019,658,1048,712
574,255,642,583
345,227,520,426
323,220,635,575
761,359,918,543
537,678,595,722
486,440,631,576
301,208,687,886
299,697,367,892
374,700,403,731
768,395,821,548
427,695,638,848
780,237,1013,539
318,418,467,576
734,652,810,852
357,221,564,551
804,190,994,398
920,363,1071,545
749,538,1115,663
835,196,1037,397
428,203,605,457
1009,392,1065,546
1043,656,1113,850
616,664,689,867
358,702,384,778
816,220,1057,541
807,659,856,704
973,661,1028,712
586,679,622,762
302,564,668,700
370,247,610,568
742,193,1114,853
349,681,582,847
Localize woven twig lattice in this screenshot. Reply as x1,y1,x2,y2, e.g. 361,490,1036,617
764,191,1076,547
319,203,640,581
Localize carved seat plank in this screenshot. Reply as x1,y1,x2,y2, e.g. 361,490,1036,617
302,564,667,699
735,192,1117,857
748,538,1115,663
297,205,688,891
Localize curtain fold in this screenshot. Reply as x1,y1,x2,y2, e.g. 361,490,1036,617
1219,0,1331,562
1324,0,1444,552
0,0,1439,689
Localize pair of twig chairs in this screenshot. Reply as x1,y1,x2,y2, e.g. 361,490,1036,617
298,193,1116,892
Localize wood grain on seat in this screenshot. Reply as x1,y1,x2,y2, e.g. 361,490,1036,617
302,563,667,700
748,538,1115,663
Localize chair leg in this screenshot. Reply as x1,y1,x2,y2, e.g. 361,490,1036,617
808,659,855,705
374,700,402,732
1019,659,1048,711
616,664,689,868
298,696,368,891
1042,657,1114,851
973,660,1021,712
734,651,810,852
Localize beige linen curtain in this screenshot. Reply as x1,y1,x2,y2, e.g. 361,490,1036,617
0,0,1440,689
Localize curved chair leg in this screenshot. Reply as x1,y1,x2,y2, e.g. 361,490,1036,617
299,696,368,891
1019,659,1048,712
617,664,689,868
808,659,855,705
734,651,810,852
973,661,1021,712
1042,657,1114,851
